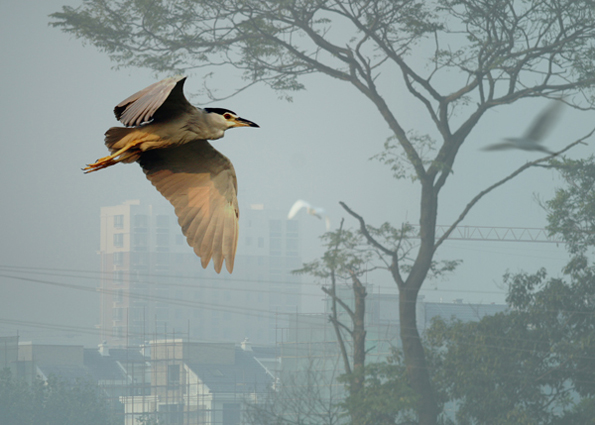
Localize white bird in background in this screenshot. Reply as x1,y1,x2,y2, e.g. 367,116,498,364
482,99,565,154
287,200,331,231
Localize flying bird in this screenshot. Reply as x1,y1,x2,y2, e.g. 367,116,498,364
287,200,331,231
482,99,564,154
84,76,259,273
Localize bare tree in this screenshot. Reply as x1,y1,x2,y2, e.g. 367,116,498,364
296,219,369,424
51,1,595,423
244,359,345,425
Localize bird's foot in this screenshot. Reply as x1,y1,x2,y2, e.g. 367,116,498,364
83,156,119,173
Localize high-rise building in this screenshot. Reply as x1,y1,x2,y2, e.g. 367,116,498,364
98,200,304,347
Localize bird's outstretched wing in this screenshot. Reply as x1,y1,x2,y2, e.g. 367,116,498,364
138,140,239,274
522,99,564,142
114,76,195,127
481,141,515,151
482,99,564,152
288,200,311,219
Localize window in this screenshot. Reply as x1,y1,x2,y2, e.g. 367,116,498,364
257,237,264,248
114,270,124,285
167,365,180,387
286,219,299,237
114,289,124,303
269,238,282,256
114,215,124,229
160,403,183,425
133,214,148,228
286,238,299,256
113,233,124,248
245,236,252,246
113,252,123,266
133,232,148,248
131,252,148,265
156,252,169,265
156,214,169,228
269,219,282,237
157,232,169,247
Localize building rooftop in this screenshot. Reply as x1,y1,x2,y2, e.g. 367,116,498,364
422,302,508,324
83,348,144,382
187,348,271,394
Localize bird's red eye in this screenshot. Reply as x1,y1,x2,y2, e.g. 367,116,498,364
223,113,232,119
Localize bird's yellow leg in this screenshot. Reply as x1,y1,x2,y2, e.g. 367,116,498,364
83,140,144,173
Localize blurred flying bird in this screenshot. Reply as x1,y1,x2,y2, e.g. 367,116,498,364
287,200,331,231
482,99,564,154
84,76,259,273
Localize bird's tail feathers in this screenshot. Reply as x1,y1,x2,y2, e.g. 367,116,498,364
104,127,159,163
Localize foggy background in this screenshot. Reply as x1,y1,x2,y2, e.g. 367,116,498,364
1,0,591,347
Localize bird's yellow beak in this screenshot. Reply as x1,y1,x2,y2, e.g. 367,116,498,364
233,117,259,128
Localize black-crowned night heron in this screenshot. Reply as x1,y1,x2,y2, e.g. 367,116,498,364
84,76,259,273
288,200,331,231
482,99,564,154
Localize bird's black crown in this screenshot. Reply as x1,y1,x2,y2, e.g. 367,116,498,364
204,107,237,116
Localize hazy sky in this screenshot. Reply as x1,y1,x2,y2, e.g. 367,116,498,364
1,0,592,346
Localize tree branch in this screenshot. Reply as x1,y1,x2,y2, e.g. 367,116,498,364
339,202,395,257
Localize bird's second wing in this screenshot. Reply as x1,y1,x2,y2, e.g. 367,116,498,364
523,99,564,142
481,141,515,151
114,76,194,127
288,200,310,219
138,140,239,274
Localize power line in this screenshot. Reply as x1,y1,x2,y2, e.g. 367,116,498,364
0,264,512,297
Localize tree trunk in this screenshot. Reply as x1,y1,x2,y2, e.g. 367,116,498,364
399,285,438,424
399,181,439,425
351,274,367,389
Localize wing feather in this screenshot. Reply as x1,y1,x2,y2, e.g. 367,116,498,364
115,76,195,127
198,212,218,267
288,199,310,219
221,205,239,273
185,203,211,245
209,212,226,273
138,139,239,273
524,99,564,142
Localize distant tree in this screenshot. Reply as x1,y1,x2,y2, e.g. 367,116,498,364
545,156,595,262
0,369,117,425
294,221,370,423
245,359,345,425
50,1,595,423
426,157,595,424
427,267,595,425
295,221,429,424
0,368,36,425
338,353,419,425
